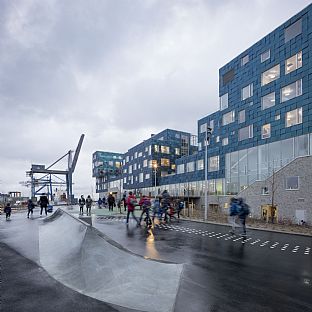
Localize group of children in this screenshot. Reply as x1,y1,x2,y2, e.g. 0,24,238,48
124,190,185,226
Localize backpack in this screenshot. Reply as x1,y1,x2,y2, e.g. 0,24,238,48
239,202,250,217
230,200,240,216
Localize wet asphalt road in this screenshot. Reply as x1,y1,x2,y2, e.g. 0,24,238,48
0,209,311,312
93,216,312,312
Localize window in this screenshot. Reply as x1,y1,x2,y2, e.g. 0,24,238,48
222,110,235,125
149,160,157,168
128,165,132,174
261,64,280,86
145,173,150,179
281,79,302,102
138,152,142,157
261,92,275,110
175,148,180,155
186,161,195,172
126,156,129,162
139,173,143,183
275,114,280,121
133,163,137,170
161,158,170,166
285,19,302,43
241,83,253,100
238,125,253,141
262,124,271,139
197,159,204,170
210,120,214,131
222,137,229,146
177,164,185,174
286,176,299,190
238,110,245,123
143,159,148,167
123,177,127,183
134,152,137,159
161,146,169,154
215,136,220,143
171,164,176,171
222,68,235,85
200,123,207,133
220,93,228,110
285,51,302,74
241,54,249,66
154,145,159,152
286,107,302,127
261,50,270,62
261,187,269,195
208,156,219,172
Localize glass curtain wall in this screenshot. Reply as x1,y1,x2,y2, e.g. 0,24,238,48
225,134,310,194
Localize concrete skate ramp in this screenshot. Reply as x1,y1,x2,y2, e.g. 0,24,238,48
39,209,183,312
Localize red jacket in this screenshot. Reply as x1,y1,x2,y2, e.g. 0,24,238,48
126,194,137,212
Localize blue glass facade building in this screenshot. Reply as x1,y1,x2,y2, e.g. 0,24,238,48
94,4,312,208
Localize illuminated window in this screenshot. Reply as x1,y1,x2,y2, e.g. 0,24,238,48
281,80,302,102
161,158,170,166
262,124,271,139
261,64,280,86
286,107,302,127
175,148,180,155
261,92,275,110
161,146,170,154
285,51,302,74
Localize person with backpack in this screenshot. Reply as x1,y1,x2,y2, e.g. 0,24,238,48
160,190,171,223
27,198,35,218
86,195,93,216
79,195,86,215
126,191,139,226
138,195,152,227
229,197,240,235
107,193,115,211
237,198,250,236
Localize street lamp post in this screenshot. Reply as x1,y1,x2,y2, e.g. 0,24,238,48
153,163,158,199
204,126,212,221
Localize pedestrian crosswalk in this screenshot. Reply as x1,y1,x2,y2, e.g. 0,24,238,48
95,216,311,256
154,223,311,256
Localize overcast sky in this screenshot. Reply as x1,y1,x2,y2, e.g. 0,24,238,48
0,0,310,198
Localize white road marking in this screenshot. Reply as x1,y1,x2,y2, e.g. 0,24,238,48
260,241,270,247
250,239,261,245
304,247,311,255
270,242,279,249
281,244,289,251
292,246,300,253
